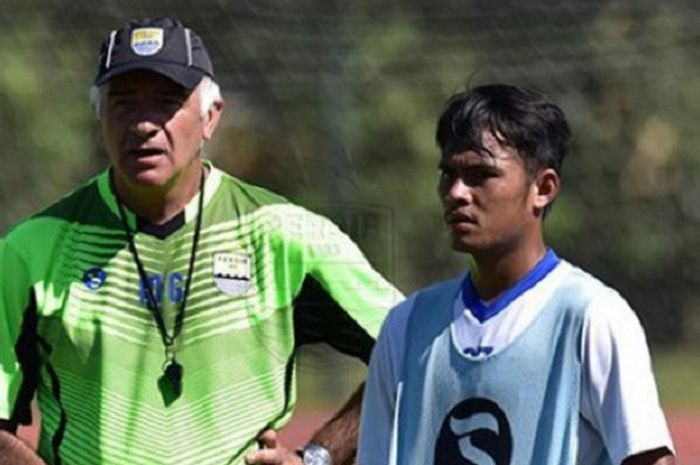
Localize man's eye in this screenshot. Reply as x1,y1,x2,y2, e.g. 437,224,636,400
465,170,495,185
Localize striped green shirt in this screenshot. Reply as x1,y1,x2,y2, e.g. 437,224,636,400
0,163,402,465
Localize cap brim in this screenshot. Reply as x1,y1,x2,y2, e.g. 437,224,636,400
94,61,206,89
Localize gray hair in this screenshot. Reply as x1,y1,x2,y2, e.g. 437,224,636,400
89,76,222,120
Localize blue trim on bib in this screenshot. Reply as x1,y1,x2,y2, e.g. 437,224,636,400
463,249,560,323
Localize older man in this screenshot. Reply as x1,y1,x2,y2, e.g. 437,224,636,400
0,17,401,465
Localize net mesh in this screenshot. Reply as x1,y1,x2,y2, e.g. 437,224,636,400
1,0,700,397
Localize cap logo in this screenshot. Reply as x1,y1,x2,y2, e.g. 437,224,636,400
130,28,164,56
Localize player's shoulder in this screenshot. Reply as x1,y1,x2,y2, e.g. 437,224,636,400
214,165,291,209
557,260,635,323
213,165,324,224
380,275,464,339
2,171,105,247
553,260,609,295
410,274,465,305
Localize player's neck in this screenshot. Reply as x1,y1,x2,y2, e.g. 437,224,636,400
469,236,548,301
114,161,206,226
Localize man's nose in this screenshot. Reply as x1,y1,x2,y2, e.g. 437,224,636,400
129,110,162,137
447,178,472,203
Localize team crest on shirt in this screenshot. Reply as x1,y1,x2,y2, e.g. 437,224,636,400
213,253,251,296
131,28,164,56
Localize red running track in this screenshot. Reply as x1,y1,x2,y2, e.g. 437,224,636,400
16,409,700,463
280,409,700,464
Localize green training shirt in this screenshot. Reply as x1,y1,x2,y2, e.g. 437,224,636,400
0,162,402,465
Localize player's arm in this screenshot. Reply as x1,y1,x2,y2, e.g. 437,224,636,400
246,276,395,465
580,290,676,465
246,209,402,465
0,240,44,465
247,386,365,465
305,383,365,464
292,212,402,464
356,296,412,465
247,294,408,465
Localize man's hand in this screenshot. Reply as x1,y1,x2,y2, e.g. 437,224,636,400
0,430,46,465
244,429,303,465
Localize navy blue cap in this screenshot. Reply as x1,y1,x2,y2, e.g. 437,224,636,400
94,17,214,89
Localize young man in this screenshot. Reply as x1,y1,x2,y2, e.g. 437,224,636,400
358,84,675,465
0,17,401,465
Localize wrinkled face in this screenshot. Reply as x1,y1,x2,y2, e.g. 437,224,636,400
438,131,540,255
100,70,214,188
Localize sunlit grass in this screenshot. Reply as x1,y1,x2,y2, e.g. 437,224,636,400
653,348,700,410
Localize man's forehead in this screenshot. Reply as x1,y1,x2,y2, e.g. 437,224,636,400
441,149,514,168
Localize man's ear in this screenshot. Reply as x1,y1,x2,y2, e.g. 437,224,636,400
203,100,224,141
532,168,560,215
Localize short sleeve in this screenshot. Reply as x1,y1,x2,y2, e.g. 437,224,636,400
301,211,403,338
579,289,675,464
0,238,33,421
358,295,414,465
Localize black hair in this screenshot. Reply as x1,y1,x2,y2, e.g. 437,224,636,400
435,84,571,177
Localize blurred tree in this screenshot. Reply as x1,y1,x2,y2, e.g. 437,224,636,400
0,6,102,231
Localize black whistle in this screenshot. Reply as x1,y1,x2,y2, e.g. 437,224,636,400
158,360,183,406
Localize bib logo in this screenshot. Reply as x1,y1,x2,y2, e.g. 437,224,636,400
434,397,512,465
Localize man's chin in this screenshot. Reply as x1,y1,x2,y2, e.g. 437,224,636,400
126,168,170,188
449,235,482,255
450,239,475,254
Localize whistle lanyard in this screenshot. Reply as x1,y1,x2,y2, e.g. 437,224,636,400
114,169,205,395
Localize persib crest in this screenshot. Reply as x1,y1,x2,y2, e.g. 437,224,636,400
213,252,251,296
131,28,164,56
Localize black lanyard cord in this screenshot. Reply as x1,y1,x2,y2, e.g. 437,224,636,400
114,168,205,349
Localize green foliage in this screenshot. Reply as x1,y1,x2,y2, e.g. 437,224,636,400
0,15,99,230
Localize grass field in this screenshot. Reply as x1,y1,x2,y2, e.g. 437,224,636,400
654,348,700,409
654,348,700,464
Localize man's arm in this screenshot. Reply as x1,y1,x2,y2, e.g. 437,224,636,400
622,447,675,465
0,420,45,465
244,386,363,465
246,280,413,465
245,208,402,465
245,385,364,465
304,384,364,465
580,291,676,465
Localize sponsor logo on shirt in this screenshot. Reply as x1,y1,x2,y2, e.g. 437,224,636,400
435,397,512,465
83,267,107,290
